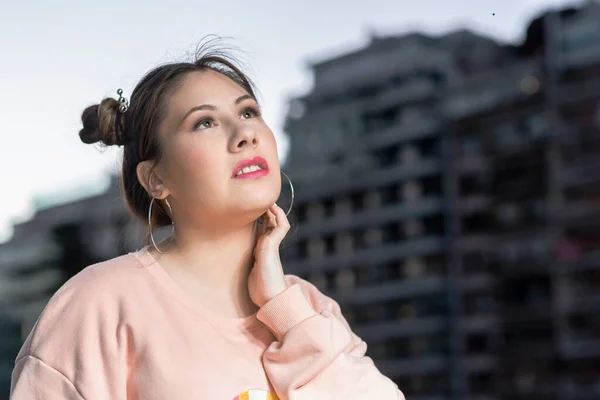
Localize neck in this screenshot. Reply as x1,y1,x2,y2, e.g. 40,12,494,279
155,218,260,318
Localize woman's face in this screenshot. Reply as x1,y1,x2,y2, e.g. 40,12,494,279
153,69,281,226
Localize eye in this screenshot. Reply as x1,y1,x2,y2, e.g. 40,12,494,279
195,117,215,130
240,106,261,120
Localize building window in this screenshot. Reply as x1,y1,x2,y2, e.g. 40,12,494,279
419,137,440,158
334,196,352,217
335,269,356,291
469,372,493,394
294,204,307,223
308,273,327,292
356,265,379,286
460,135,484,156
404,220,424,238
396,304,416,321
463,251,489,274
383,261,403,280
523,113,548,139
307,237,326,259
380,184,398,205
562,21,599,52
343,306,356,325
403,257,426,278
464,292,495,315
366,341,387,359
493,122,522,150
335,233,354,253
287,99,306,120
400,180,423,202
350,191,364,211
399,144,421,166
364,189,381,209
383,223,400,242
398,107,423,125
497,203,520,225
374,146,398,168
307,201,325,220
349,153,376,175
364,227,383,247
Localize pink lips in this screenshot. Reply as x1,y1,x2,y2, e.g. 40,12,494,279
232,156,269,179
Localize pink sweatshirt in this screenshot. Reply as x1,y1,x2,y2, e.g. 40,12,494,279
10,246,404,400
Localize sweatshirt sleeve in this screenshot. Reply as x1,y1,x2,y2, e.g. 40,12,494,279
256,276,405,400
11,355,84,399
10,265,130,400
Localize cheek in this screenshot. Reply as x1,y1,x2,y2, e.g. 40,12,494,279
165,140,226,195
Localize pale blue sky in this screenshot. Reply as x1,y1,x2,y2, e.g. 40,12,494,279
0,0,582,242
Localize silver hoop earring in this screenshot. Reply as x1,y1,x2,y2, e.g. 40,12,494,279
280,170,294,217
148,197,174,254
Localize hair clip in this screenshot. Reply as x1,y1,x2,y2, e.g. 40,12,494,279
117,88,129,113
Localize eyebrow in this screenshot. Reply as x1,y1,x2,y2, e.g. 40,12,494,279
178,94,255,127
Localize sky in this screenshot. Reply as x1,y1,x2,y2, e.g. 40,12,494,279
0,0,585,243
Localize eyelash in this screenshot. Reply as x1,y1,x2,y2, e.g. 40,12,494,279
194,106,261,130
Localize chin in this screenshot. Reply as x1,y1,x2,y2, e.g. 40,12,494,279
238,179,280,205
234,189,278,214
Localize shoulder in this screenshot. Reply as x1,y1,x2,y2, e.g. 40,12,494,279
284,274,342,315
18,251,148,360
45,250,145,313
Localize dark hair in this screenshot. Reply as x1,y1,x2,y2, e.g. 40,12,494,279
79,38,257,237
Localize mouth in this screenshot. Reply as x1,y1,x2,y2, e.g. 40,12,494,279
232,156,269,179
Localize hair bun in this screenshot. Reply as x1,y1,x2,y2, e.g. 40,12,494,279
78,98,124,146
79,105,101,144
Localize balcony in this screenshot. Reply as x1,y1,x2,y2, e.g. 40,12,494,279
460,235,493,252
376,355,448,377
561,158,600,188
560,337,600,359
461,273,495,291
353,316,447,342
0,239,61,274
365,118,442,152
556,249,600,272
0,267,63,306
286,236,445,273
465,355,498,373
462,315,499,332
494,257,551,278
363,78,438,113
499,301,555,326
556,75,600,104
561,201,600,226
565,289,600,312
294,158,443,202
442,59,543,119
458,195,492,215
458,155,489,174
330,275,447,306
294,197,444,239
501,340,555,360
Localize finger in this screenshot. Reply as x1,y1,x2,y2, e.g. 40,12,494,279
264,203,290,244
270,203,290,229
266,209,277,228
258,211,270,236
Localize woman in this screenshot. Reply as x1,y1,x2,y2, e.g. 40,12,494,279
10,43,405,399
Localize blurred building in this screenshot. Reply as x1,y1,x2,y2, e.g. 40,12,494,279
0,175,146,398
283,2,600,400
1,2,600,399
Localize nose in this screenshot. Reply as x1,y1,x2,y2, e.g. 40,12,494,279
230,121,259,152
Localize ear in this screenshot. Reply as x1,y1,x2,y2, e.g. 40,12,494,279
136,160,171,199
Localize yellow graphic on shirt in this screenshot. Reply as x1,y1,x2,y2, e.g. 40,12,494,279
233,389,279,400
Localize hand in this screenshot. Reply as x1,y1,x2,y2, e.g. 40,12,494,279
248,203,290,308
